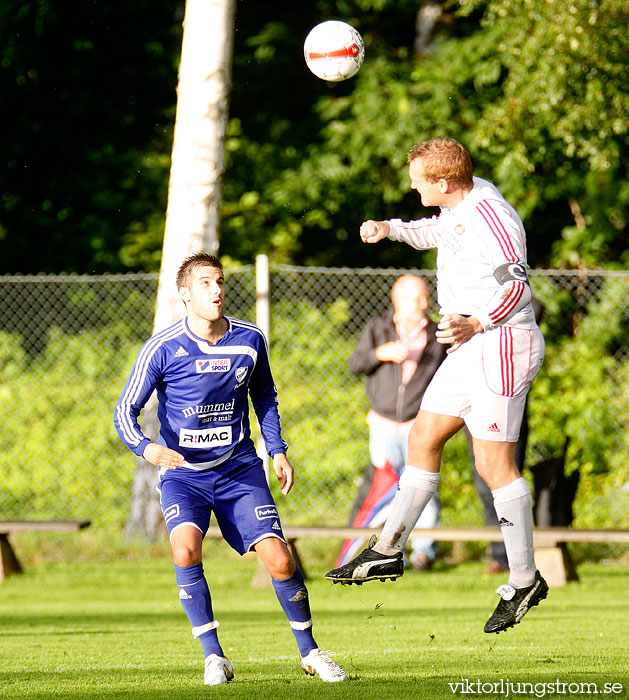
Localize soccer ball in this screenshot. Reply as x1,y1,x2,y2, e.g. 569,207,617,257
304,20,364,82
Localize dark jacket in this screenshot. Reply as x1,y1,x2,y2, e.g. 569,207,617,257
349,310,446,423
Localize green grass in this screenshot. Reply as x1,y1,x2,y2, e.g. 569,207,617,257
1,546,627,699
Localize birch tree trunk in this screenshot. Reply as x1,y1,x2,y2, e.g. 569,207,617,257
126,0,236,539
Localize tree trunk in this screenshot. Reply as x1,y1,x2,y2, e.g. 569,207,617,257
126,0,236,539
415,3,444,55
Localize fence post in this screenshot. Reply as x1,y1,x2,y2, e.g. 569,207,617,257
253,254,273,588
256,254,270,474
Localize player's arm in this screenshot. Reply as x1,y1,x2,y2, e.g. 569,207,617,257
250,340,294,495
114,375,154,458
475,262,531,330
386,216,441,249
435,264,531,353
472,199,532,331
114,342,184,468
360,216,441,250
249,335,289,458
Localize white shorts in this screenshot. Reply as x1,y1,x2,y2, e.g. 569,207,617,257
421,326,545,442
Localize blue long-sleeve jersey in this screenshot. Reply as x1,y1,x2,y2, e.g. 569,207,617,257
114,316,288,470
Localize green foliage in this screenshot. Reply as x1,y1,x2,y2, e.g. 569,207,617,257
0,0,179,273
528,277,629,527
0,329,135,525
266,298,370,523
220,0,628,269
1,1,626,272
458,0,629,267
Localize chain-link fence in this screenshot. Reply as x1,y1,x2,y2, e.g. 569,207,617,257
0,267,627,534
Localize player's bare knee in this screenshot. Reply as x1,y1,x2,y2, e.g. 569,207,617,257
474,455,493,483
475,458,520,491
253,537,296,578
409,424,447,461
408,422,431,450
172,544,201,568
265,551,295,579
272,554,296,579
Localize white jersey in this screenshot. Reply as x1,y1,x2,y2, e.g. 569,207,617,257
388,177,536,331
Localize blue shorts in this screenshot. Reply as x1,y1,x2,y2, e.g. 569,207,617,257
157,447,286,555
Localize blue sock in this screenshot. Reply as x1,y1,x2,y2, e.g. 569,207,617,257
271,568,318,657
174,563,223,658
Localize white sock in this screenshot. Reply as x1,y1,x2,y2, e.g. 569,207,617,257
375,466,440,556
492,477,536,588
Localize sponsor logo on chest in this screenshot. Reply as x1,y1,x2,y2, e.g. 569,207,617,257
196,358,231,373
181,399,235,419
443,229,465,255
179,426,232,448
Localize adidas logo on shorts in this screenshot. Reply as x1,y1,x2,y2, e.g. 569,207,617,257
487,422,500,433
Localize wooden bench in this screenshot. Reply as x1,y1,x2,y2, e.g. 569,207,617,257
206,525,629,587
0,520,91,580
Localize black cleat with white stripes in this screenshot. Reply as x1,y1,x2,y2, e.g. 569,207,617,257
325,544,404,585
484,570,549,633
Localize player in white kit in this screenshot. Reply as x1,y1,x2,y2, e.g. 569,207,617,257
326,138,548,634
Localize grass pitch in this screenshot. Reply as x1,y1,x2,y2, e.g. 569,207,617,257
0,547,627,699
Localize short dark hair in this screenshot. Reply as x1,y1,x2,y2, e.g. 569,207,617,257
408,137,473,188
176,252,223,290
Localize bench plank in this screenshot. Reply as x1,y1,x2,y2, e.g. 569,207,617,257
206,525,629,545
0,520,91,534
0,520,91,581
205,524,629,588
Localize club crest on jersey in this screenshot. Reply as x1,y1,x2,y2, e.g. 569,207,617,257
179,426,232,448
196,358,231,373
235,367,248,384
455,224,466,235
255,505,278,520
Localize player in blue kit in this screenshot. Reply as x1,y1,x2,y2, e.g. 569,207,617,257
114,253,345,685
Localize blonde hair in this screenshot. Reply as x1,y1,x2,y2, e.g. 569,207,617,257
407,137,473,188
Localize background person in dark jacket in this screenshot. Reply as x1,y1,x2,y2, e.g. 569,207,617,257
336,275,447,570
